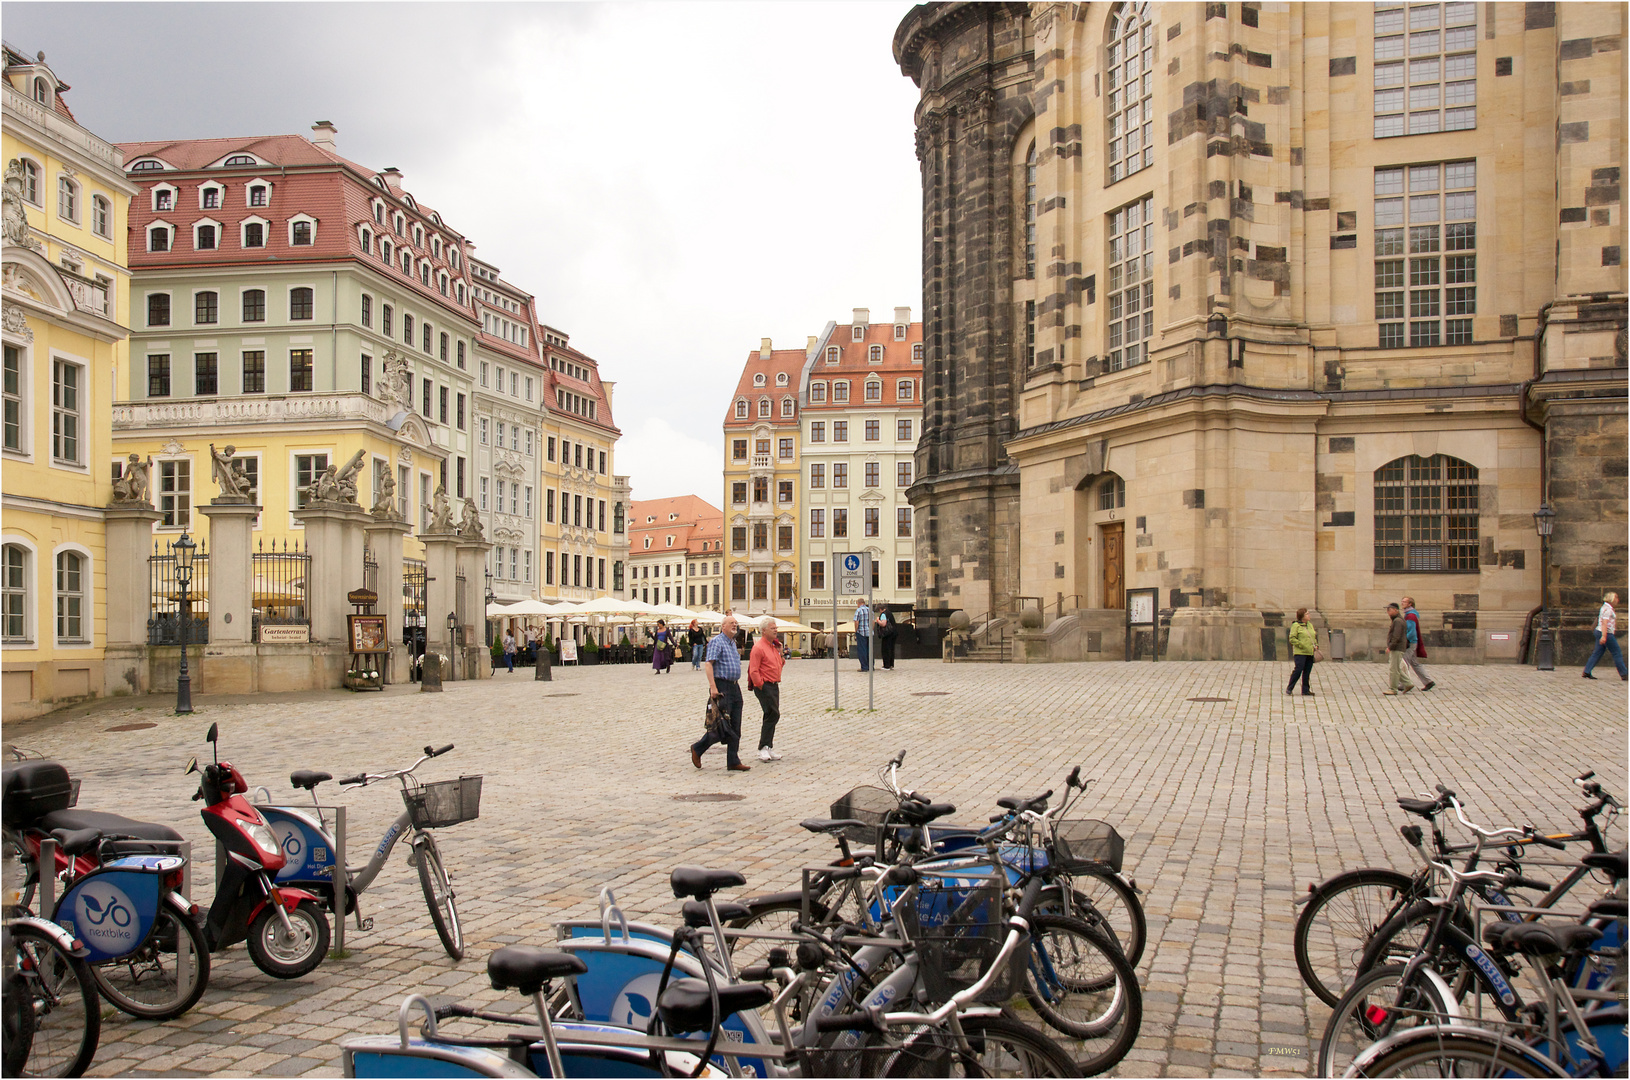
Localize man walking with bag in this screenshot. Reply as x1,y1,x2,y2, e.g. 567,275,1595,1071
749,616,786,762
691,614,750,771
1383,603,1413,695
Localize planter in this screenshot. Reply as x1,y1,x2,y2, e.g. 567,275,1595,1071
581,650,600,666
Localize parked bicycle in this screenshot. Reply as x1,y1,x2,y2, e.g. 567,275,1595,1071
254,743,480,960
3,917,99,1078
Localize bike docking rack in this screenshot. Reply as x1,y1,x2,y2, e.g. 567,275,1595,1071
247,789,357,956
1469,898,1627,1010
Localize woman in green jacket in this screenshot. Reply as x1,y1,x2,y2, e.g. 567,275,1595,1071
1286,607,1318,696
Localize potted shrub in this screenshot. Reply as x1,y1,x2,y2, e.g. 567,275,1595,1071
490,635,503,671
581,637,599,665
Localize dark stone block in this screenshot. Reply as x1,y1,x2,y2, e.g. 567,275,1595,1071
1326,511,1356,526
1086,631,1102,651
1291,147,1303,166
1559,38,1594,60
1604,247,1622,267
1209,179,1228,199
1500,314,1519,336
1136,516,1146,529
1559,122,1590,144
1524,2,1555,30
1594,167,1620,183
1256,244,1286,262
1167,22,1182,39
1171,589,1189,607
1329,56,1357,77
1305,197,1330,211
1442,612,1478,631
1337,211,1358,230
1246,50,1272,68
1560,79,1589,94
1206,2,1227,18
1183,488,1206,509
1329,436,1355,453
1453,593,1480,610
1496,57,1514,76
1594,209,1612,225
1586,184,1620,205
1331,234,1357,249
1560,207,1588,223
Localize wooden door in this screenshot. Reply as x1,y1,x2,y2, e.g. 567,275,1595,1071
1101,522,1125,610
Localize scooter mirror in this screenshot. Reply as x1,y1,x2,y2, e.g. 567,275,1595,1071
185,757,198,774
206,723,218,744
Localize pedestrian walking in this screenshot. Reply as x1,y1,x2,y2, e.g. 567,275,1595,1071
875,603,898,670
686,619,707,670
749,616,786,762
652,620,673,674
1582,591,1628,680
854,599,872,672
1400,596,1436,691
502,630,516,673
1383,603,1412,695
691,614,749,771
1286,607,1318,696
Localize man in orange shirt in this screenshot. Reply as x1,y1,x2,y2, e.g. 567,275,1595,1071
749,616,787,762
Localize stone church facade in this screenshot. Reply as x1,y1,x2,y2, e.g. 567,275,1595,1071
895,1,1626,663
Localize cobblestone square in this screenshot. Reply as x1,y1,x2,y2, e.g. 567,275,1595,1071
7,658,1626,1077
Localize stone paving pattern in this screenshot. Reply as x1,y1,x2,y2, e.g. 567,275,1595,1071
6,657,1625,1077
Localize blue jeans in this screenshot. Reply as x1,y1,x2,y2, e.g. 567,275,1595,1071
692,644,703,669
856,636,870,672
1583,634,1627,677
504,651,514,672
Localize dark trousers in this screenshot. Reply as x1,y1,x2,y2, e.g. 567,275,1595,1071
856,636,870,671
1288,654,1314,693
754,682,780,749
880,635,896,669
692,679,743,767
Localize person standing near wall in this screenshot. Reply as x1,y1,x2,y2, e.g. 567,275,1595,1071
854,599,872,672
686,619,706,670
1383,603,1412,695
749,616,785,762
875,603,898,670
1286,608,1317,697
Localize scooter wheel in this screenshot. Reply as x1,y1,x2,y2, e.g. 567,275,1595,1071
246,899,330,979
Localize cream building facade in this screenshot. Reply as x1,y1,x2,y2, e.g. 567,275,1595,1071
723,340,805,622
626,495,718,610
2,47,136,717
896,1,1627,662
799,308,925,626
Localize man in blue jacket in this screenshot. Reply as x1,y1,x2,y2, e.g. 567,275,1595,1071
1401,597,1435,692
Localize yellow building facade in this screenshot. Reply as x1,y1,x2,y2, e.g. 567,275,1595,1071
723,340,805,621
2,49,135,717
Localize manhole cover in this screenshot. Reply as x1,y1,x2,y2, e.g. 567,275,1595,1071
672,793,747,803
911,692,951,697
546,693,580,697
106,722,158,732
1186,697,1231,703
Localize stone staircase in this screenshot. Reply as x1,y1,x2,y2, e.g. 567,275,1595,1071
960,641,1011,662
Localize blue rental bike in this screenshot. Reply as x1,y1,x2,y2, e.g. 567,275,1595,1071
252,743,480,959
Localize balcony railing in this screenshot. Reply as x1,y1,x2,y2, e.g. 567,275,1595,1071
751,455,772,469
56,267,111,317
113,392,393,430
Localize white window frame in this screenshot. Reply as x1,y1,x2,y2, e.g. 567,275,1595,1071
193,217,222,252
735,398,748,418
156,454,193,530
244,179,273,208
851,325,864,342
240,215,270,249
912,343,924,363
49,352,87,470
809,382,826,403
145,289,173,328
56,174,80,226
4,339,34,461
2,538,38,646
146,220,175,254
833,381,849,403
775,372,789,386
150,183,178,213
781,397,795,418
869,344,884,362
15,156,42,206
52,543,92,646
897,379,914,401
753,373,766,386
287,284,318,322
287,213,317,247
91,195,111,239
290,450,333,521
865,380,882,402
826,346,839,365
372,198,386,225
196,181,224,210
758,397,771,418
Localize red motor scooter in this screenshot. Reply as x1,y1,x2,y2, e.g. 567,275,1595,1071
187,724,330,978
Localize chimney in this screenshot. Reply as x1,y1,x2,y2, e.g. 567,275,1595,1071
310,121,338,151
759,337,773,359
807,335,817,351
601,380,614,408
381,167,404,191
852,308,870,328
894,306,912,325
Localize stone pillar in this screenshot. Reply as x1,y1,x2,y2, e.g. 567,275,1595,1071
455,539,494,681
196,503,258,644
295,503,372,644
419,531,462,671
363,516,412,684
103,506,162,648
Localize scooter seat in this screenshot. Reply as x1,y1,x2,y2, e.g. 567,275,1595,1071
681,900,751,928
48,827,102,857
38,809,184,843
289,770,332,791
670,866,746,901
656,978,774,1033
487,946,587,996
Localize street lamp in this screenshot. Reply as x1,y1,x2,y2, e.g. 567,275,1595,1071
446,610,459,649
173,532,197,714
1533,503,1556,671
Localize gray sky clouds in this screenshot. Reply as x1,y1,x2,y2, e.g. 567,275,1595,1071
4,2,923,503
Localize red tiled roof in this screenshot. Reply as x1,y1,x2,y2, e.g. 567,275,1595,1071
724,347,807,427
805,322,924,410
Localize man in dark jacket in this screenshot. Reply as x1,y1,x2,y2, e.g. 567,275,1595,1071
1383,603,1413,695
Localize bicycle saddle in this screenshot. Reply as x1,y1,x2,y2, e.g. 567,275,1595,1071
1588,896,1627,920
487,946,588,996
47,827,102,857
800,817,870,835
37,809,183,843
997,794,1050,813
670,866,747,901
1582,850,1627,881
894,801,957,826
681,900,752,927
656,978,774,1033
1483,921,1602,956
289,770,332,791
1396,797,1441,818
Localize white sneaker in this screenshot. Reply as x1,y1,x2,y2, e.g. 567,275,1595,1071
758,747,773,762
768,748,784,760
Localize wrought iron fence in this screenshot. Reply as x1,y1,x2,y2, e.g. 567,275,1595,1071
363,545,378,595
403,558,426,630
252,539,309,636
455,569,468,642
148,542,210,646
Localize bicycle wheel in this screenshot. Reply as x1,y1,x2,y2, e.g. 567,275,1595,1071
1013,914,1140,1075
7,923,99,1078
1055,871,1146,968
727,899,804,965
414,834,463,961
89,903,210,1020
1294,868,1418,1006
1318,963,1454,1078
876,1014,1080,1077
1351,1031,1558,1078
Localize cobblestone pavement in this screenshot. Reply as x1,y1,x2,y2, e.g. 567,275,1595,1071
6,657,1625,1077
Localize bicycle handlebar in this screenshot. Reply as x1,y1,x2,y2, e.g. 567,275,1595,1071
425,744,454,758
1447,795,1525,841
1524,827,1567,851
339,774,365,786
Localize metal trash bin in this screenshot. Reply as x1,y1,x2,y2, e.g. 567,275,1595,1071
1328,629,1346,661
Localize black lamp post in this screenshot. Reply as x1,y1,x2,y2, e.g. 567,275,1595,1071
173,532,197,714
1534,503,1556,671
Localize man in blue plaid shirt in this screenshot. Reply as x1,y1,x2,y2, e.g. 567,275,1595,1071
691,614,750,771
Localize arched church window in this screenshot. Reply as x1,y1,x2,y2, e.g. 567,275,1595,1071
1107,3,1154,184
1373,454,1479,572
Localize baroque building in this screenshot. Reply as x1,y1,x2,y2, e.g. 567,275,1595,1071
895,1,1626,662
626,495,719,610
2,46,136,717
723,339,805,622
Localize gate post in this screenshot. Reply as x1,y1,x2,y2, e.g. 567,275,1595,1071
455,538,494,680
363,517,412,684
104,505,162,694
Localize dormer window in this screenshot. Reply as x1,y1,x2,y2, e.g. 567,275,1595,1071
450,248,461,271
130,160,163,173
825,346,839,365
810,382,826,403
199,184,222,209
393,213,405,237
193,220,220,250
758,398,771,419
438,273,449,296
735,399,748,419
413,226,423,247
400,250,412,275
373,201,385,225
456,282,465,304
223,154,256,167
288,215,315,246
241,217,267,248
851,325,864,341
359,226,372,252
147,222,173,253
781,397,795,418
912,343,924,363
381,240,392,264
753,373,766,387
419,261,431,285
869,345,884,362
32,77,49,104
894,323,907,340
865,380,883,402
431,237,441,257
247,183,268,207
152,186,175,212
776,372,789,386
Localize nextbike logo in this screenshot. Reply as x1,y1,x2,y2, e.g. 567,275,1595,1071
73,881,140,953
610,973,664,1030
1463,943,1517,1006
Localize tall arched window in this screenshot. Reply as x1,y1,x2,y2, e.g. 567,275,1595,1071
1025,142,1038,278
758,398,771,418
1374,454,1479,572
1106,3,1154,184
55,550,85,643
735,399,748,419
3,544,30,642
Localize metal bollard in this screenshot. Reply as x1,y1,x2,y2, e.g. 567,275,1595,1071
535,647,552,682
420,653,444,692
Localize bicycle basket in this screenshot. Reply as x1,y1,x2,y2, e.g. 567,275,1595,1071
402,775,483,830
897,869,1020,1004
830,785,897,845
1049,818,1124,874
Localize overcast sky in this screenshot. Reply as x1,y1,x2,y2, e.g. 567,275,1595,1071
4,1,923,504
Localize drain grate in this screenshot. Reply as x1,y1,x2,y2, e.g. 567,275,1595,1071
672,793,746,803
911,692,951,697
1186,697,1232,703
106,722,158,732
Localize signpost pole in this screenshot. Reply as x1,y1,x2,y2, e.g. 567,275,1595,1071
832,562,839,711
866,554,874,712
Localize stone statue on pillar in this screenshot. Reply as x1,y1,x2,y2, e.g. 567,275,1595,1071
111,453,153,506
210,443,255,503
428,484,455,532
304,464,341,505
371,471,399,520
333,449,365,504
380,352,411,411
459,497,484,541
